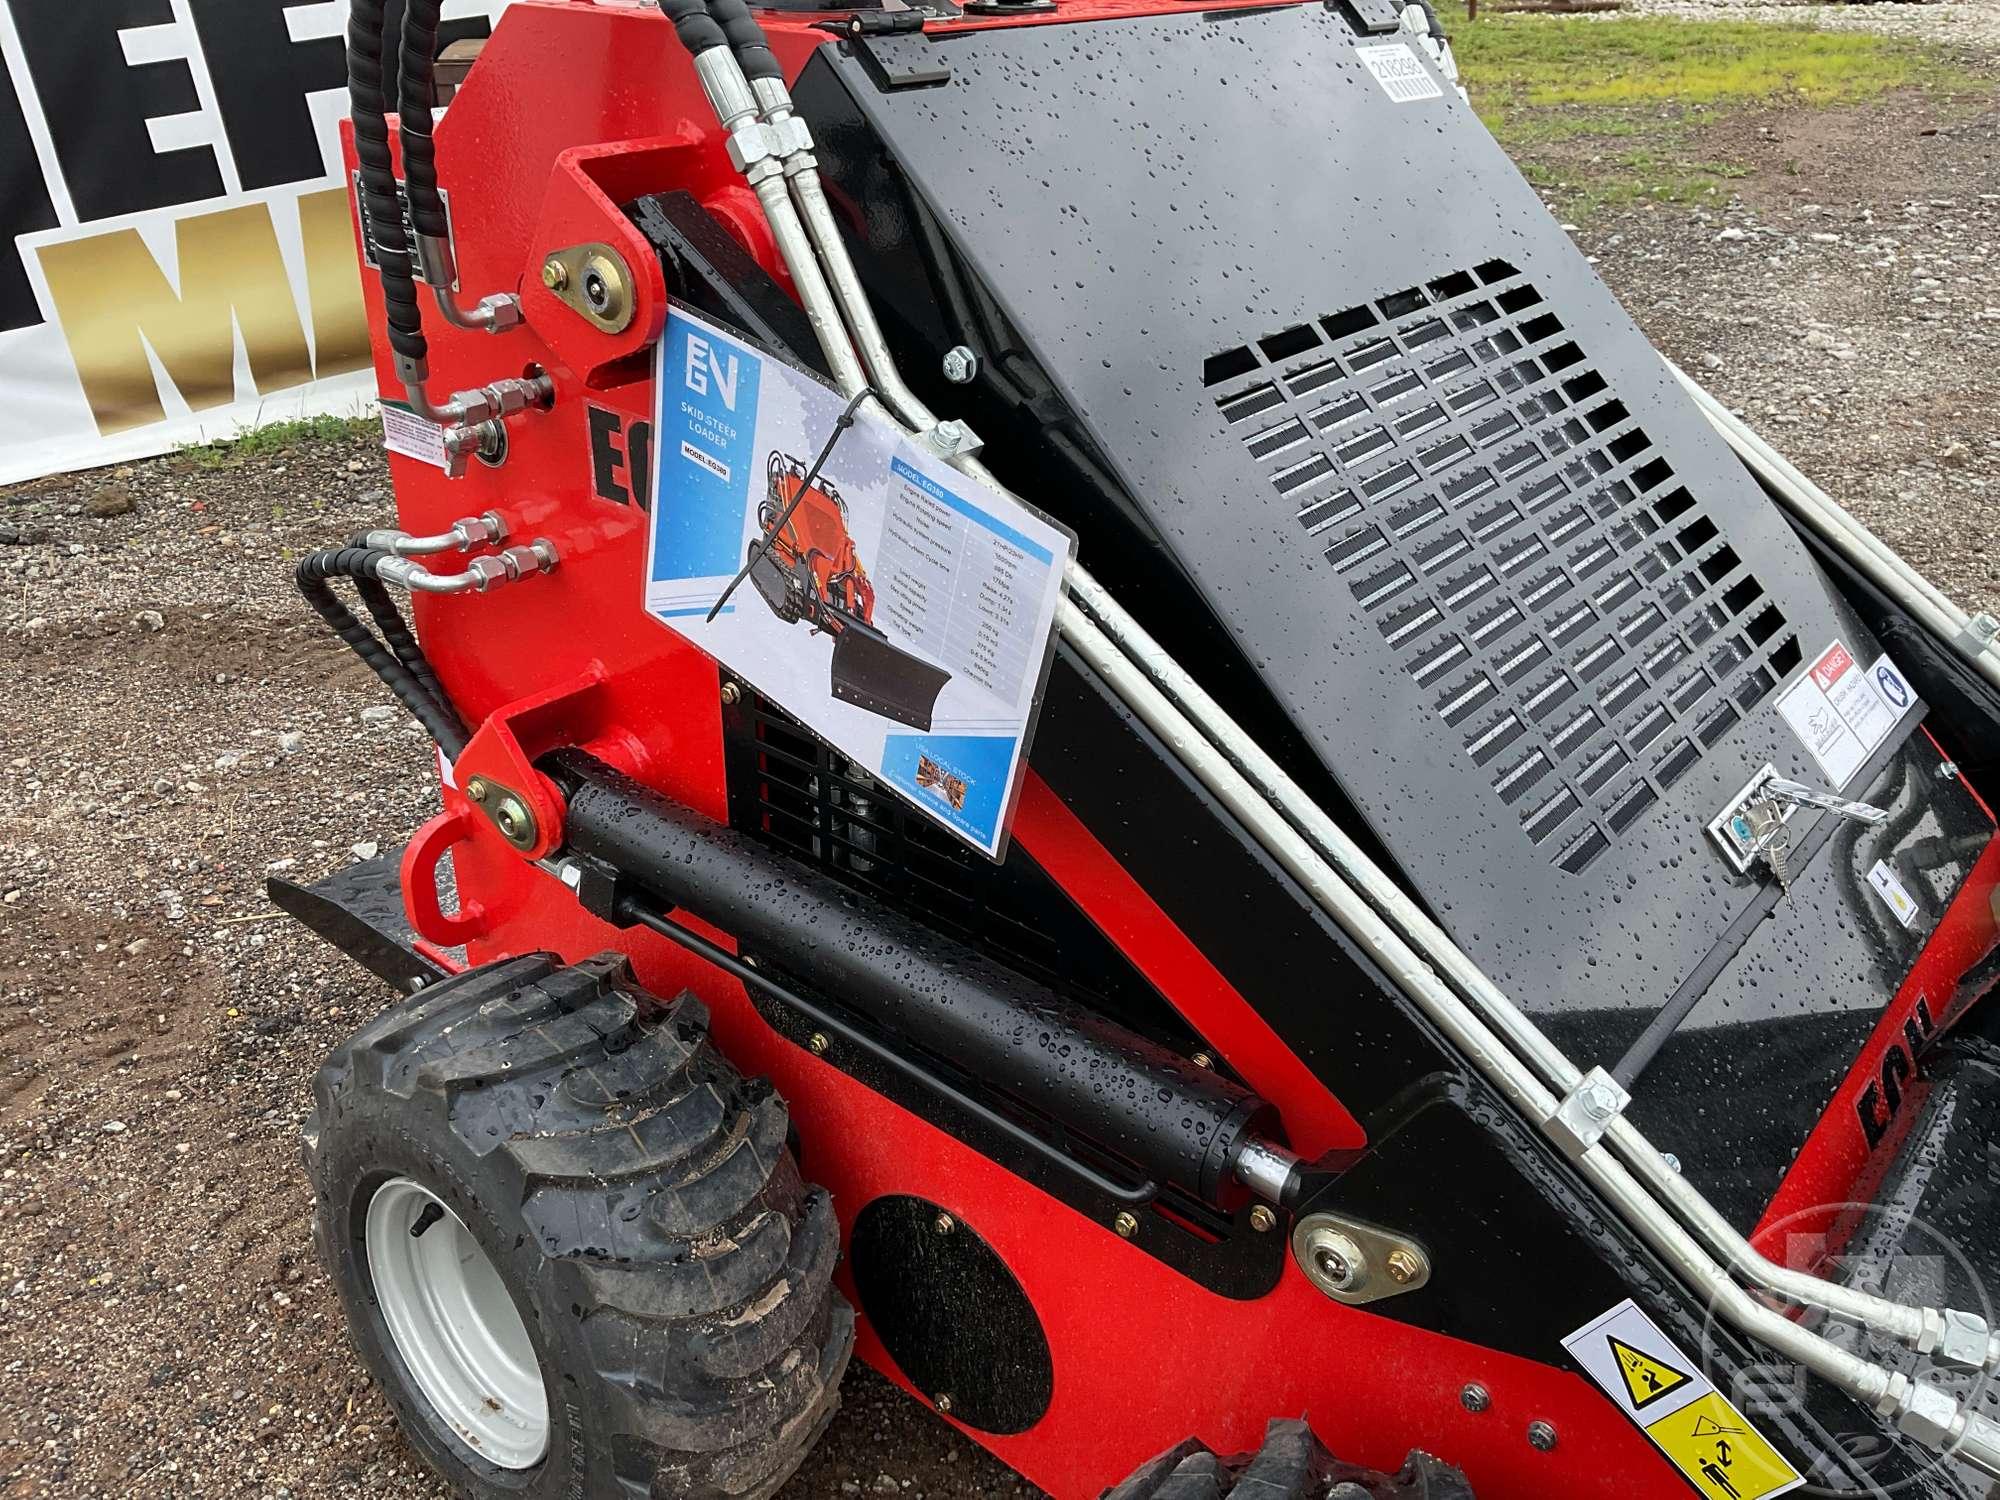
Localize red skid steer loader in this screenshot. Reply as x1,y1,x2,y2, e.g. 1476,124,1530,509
745,450,954,730
272,0,2000,1496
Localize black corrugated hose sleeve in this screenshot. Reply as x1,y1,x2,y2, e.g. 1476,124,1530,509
703,0,782,82
347,0,426,366
656,0,729,59
354,575,457,721
397,0,451,241
297,548,470,758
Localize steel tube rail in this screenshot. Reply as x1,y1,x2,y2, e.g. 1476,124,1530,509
679,22,2000,1454
1061,565,1953,1355
1670,360,2000,695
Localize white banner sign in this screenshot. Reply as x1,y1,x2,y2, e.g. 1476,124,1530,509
0,0,510,486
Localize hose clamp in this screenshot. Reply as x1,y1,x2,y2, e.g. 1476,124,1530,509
1549,1066,1630,1159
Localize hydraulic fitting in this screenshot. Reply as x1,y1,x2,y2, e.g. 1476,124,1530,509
360,511,507,557
376,539,558,595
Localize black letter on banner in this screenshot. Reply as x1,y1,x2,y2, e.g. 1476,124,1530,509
190,0,494,192
9,0,225,221
186,0,345,192
0,68,60,333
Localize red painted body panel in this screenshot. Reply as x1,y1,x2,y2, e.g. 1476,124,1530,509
335,3,1998,1493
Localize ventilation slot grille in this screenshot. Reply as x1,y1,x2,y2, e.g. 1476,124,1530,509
1207,261,1799,871
730,696,1074,986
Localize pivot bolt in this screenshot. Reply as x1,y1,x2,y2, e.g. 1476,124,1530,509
1385,1248,1424,1284
808,1032,829,1055
491,794,536,850
1113,1211,1140,1239
1461,1383,1491,1414
1249,1204,1277,1234
942,345,979,384
1527,1421,1558,1453
541,257,569,291
934,1212,956,1236
1301,1227,1367,1293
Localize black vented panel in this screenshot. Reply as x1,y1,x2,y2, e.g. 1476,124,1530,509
1206,261,1802,872
722,694,1197,1047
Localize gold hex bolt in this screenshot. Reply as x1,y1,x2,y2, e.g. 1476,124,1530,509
807,1032,829,1055
1113,1211,1140,1239
1249,1204,1277,1234
934,1393,954,1415
465,777,490,803
541,257,568,291
934,1212,955,1236
1190,1052,1213,1069
720,681,741,706
1386,1248,1425,1284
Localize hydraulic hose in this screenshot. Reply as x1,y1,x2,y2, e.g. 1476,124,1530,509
296,548,469,758
396,0,450,248
346,0,426,375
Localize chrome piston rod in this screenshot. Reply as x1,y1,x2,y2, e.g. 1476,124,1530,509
684,28,2000,1462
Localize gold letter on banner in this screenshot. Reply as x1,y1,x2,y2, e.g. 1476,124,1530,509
298,187,371,380
38,202,313,435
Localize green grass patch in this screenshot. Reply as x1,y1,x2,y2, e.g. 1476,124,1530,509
178,412,378,469
1448,7,1980,219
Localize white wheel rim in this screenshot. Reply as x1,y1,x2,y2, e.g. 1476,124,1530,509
364,1177,549,1470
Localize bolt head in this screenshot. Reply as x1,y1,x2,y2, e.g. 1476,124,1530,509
1301,1227,1367,1293
1460,1383,1491,1414
494,801,530,841
1385,1247,1424,1284
934,1393,953,1415
1527,1421,1558,1453
720,681,741,706
466,777,490,803
808,1032,830,1055
1249,1204,1277,1234
934,1212,956,1236
942,345,979,384
1113,1211,1140,1239
1190,1051,1214,1070
541,258,568,291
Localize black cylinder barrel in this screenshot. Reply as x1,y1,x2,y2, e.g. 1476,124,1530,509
550,751,1273,1206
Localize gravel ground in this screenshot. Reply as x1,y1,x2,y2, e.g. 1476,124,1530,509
0,23,1996,1500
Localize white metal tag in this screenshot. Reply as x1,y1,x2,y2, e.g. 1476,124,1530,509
1867,859,1921,928
1356,42,1443,104
382,401,449,471
1775,641,1915,789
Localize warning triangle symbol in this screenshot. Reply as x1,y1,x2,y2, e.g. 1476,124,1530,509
1691,1414,1746,1439
1607,1335,1693,1410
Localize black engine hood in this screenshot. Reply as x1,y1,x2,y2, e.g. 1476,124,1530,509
794,4,1992,1225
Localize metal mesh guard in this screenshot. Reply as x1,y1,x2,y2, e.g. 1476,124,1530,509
1206,260,1802,873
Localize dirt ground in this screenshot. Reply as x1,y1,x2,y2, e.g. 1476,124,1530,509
1,20,1997,1500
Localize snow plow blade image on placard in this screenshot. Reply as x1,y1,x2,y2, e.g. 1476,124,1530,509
829,618,953,731
746,451,954,731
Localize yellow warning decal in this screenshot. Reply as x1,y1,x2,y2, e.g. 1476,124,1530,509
1563,1300,1802,1500
1608,1334,1694,1410
1645,1391,1802,1500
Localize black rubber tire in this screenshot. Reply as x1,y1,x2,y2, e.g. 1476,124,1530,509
303,951,854,1500
1104,1418,1476,1500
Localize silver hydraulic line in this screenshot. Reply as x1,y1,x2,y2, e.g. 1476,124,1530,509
375,538,558,595
396,368,555,436
683,29,2000,1460
413,233,525,335
361,510,507,556
1670,359,2000,697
